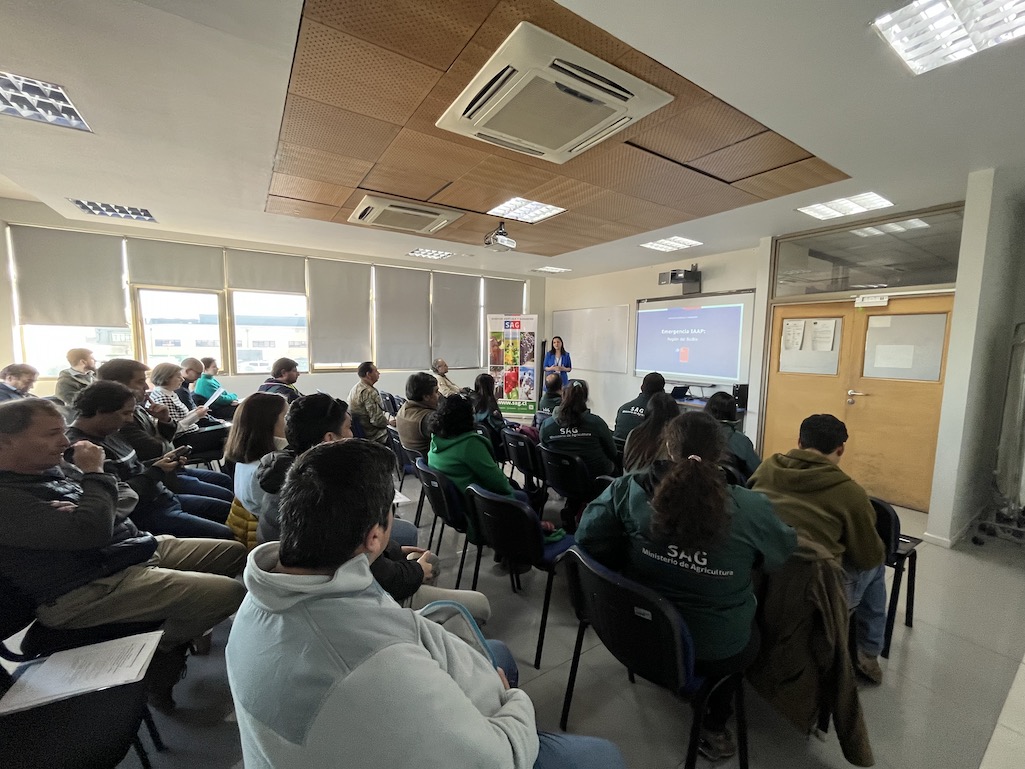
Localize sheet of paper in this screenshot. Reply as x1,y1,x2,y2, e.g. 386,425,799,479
868,316,891,327
782,319,806,351
810,319,837,351
393,490,411,506
205,386,226,405
0,631,162,715
874,344,915,369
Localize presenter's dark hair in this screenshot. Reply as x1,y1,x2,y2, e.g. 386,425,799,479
623,392,679,472
272,358,298,377
547,336,568,355
357,361,376,378
0,398,63,435
799,414,848,454
556,379,589,429
641,372,666,396
278,439,394,569
405,372,437,402
650,411,731,550
704,391,737,422
74,381,135,418
285,393,348,453
97,358,148,384
434,394,474,438
224,392,289,463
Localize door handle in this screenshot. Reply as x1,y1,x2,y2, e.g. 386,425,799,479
847,389,868,397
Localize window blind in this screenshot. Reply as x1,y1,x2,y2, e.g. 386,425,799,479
127,238,223,289
308,259,372,367
225,249,306,293
431,273,481,368
375,266,430,370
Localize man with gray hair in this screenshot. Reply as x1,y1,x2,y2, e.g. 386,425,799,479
431,358,463,396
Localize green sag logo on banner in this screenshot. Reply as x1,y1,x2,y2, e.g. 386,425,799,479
486,314,538,415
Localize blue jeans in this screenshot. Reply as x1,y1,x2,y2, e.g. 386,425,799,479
179,469,233,499
131,494,233,540
391,517,419,548
178,494,231,525
845,563,887,656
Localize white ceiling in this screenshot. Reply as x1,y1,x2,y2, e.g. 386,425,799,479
1,0,1024,279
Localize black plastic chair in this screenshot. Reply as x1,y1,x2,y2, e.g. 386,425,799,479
502,427,546,497
350,413,367,439
870,497,921,658
720,463,747,487
533,409,552,429
557,547,749,769
379,391,399,416
414,458,482,590
386,426,415,491
466,485,575,669
402,445,428,526
538,445,610,529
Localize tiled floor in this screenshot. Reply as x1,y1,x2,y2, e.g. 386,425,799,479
102,475,1025,768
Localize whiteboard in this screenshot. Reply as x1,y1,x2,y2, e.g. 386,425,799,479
553,305,629,374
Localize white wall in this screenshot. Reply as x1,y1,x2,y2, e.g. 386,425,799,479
926,167,1025,547
542,246,767,435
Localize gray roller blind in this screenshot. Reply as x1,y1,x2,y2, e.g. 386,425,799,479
225,249,306,292
432,273,481,368
308,259,372,367
127,238,224,289
484,277,525,317
9,226,127,326
375,266,430,370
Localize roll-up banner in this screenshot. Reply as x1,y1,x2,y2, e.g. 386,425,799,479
486,314,538,415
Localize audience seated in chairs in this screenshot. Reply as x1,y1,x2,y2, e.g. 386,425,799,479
612,372,665,442
470,372,512,456
538,373,562,414
431,357,464,396
576,410,797,761
148,362,229,454
395,371,439,454
55,348,97,416
257,357,303,404
622,392,680,473
193,357,240,418
226,439,623,769
347,361,393,445
0,363,38,403
0,397,246,711
704,391,760,482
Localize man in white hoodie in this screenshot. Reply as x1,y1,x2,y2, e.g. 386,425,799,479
226,438,623,769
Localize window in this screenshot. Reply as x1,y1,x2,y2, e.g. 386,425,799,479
288,340,306,349
138,289,222,368
21,325,133,377
232,291,308,373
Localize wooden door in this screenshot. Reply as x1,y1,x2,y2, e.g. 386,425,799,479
763,295,952,511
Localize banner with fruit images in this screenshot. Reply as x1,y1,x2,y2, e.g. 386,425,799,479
486,314,538,415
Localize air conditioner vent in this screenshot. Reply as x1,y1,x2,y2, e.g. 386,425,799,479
437,22,673,164
346,195,463,234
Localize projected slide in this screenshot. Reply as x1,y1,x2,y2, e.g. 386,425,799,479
635,303,744,381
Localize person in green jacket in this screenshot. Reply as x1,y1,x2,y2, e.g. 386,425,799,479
193,357,239,417
577,411,796,762
704,391,760,480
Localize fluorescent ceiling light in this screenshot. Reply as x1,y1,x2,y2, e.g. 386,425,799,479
0,72,90,131
407,248,454,260
874,1,1025,75
640,236,703,252
797,192,894,220
487,197,566,223
850,218,930,237
531,266,573,273
69,199,156,222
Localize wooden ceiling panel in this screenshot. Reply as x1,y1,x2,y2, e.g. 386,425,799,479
269,174,354,207
459,157,558,195
275,143,373,188
688,131,812,183
377,129,491,183
630,99,766,164
290,20,442,126
525,176,604,210
430,180,520,213
617,202,695,231
573,189,664,222
303,0,497,71
559,143,659,191
732,157,849,199
266,196,340,221
609,145,740,208
360,164,449,200
676,185,763,219
280,95,401,162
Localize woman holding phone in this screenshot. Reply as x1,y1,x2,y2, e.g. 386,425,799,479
543,336,572,388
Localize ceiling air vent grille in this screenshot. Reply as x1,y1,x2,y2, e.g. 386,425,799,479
347,195,463,234
437,22,673,164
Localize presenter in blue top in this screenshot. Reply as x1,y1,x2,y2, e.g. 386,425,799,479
543,336,573,388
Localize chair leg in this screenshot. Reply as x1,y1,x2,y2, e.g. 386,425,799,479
559,621,588,730
906,550,917,627
514,571,523,591
133,735,153,769
436,523,446,557
398,471,405,492
142,706,165,751
627,670,635,684
428,516,439,551
472,545,484,591
456,540,469,590
734,676,749,769
534,569,556,669
684,687,711,769
414,488,426,527
508,569,518,593
882,562,904,659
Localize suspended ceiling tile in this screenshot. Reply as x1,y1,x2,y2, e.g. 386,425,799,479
675,185,763,218
430,179,521,212
612,49,712,107
290,20,442,126
525,176,604,210
689,131,813,183
269,174,355,207
617,202,696,231
573,189,664,222
377,129,491,183
732,156,849,199
266,196,340,221
303,0,497,71
274,143,374,188
612,146,741,208
360,164,450,201
629,98,766,164
280,95,401,162
558,142,658,191
459,156,558,195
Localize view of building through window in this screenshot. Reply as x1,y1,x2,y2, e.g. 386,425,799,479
232,291,308,373
21,325,132,377
138,289,222,368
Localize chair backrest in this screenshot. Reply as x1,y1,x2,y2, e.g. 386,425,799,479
403,445,424,466
720,463,747,487
386,425,412,471
559,546,699,696
870,496,901,560
414,458,468,532
192,391,209,406
350,412,367,438
538,445,593,499
466,485,544,565
0,572,38,661
502,427,538,478
533,409,552,429
379,391,398,416
471,423,499,461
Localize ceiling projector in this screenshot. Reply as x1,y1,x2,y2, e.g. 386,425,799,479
485,222,516,252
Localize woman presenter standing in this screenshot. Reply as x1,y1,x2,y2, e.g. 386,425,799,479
543,336,573,388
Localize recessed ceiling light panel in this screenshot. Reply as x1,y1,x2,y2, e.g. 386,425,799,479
874,1,1025,75
487,197,566,223
408,248,454,260
531,266,572,273
0,72,90,131
851,218,930,237
640,236,703,252
797,192,894,220
69,199,156,222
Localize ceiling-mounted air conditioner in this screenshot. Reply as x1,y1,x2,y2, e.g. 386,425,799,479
436,22,673,164
346,195,464,233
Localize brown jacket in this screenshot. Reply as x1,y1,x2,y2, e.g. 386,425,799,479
747,539,874,767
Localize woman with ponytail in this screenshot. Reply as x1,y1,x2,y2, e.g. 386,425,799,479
576,411,796,760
